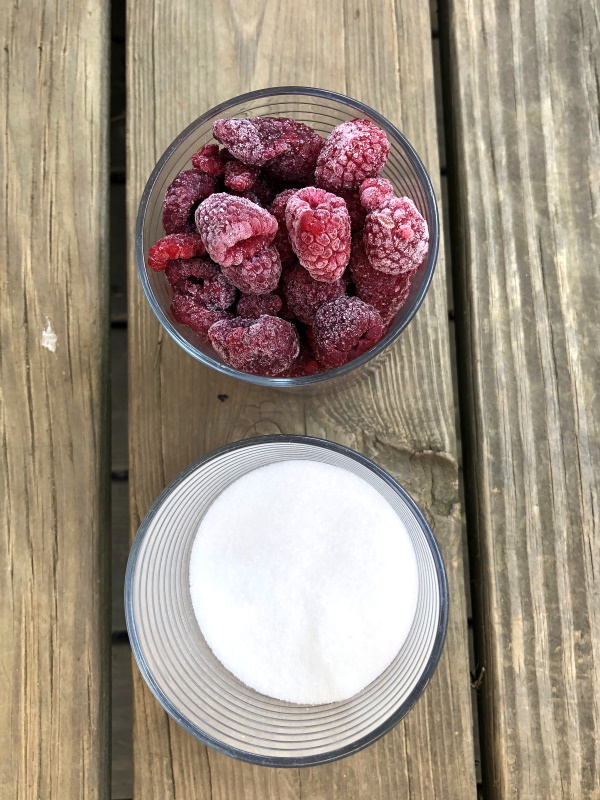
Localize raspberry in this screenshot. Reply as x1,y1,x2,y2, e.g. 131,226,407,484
269,189,298,266
164,258,236,310
315,119,391,191
195,193,277,267
237,292,282,319
162,169,217,234
359,177,395,211
285,187,351,282
148,233,206,271
349,240,410,325
220,245,281,294
209,315,299,376
249,174,281,206
171,291,232,338
311,296,383,368
363,196,429,275
266,126,324,182
280,344,322,377
223,159,260,191
337,189,367,232
282,262,346,324
191,144,226,176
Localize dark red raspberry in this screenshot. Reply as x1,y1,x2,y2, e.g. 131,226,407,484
220,246,281,295
195,193,277,267
223,159,260,191
349,240,410,325
191,144,226,176
363,196,429,275
337,189,367,232
315,119,391,191
359,177,395,211
171,291,232,338
311,296,383,368
162,169,217,234
148,233,206,271
280,344,322,377
249,174,281,206
269,189,298,266
237,292,282,319
285,187,351,282
282,262,346,324
266,126,324,182
164,258,236,310
209,315,299,376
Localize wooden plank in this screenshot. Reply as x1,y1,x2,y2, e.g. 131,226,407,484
112,644,133,799
444,0,600,796
0,1,110,799
127,1,476,797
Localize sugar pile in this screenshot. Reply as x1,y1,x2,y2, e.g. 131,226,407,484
189,460,419,705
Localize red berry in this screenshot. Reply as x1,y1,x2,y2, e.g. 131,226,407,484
171,291,232,338
349,240,410,325
266,125,324,182
336,189,367,232
191,144,226,176
223,159,260,191
363,196,429,275
282,262,346,324
269,189,298,266
209,315,299,376
195,193,277,267
164,258,236,310
148,233,206,271
359,177,395,211
285,187,351,282
280,344,322,377
311,296,383,368
162,169,217,234
237,292,282,319
220,245,281,295
315,119,391,191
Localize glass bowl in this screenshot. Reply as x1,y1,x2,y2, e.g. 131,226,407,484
125,435,448,766
136,87,439,389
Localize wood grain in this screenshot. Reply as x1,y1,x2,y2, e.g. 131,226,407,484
0,1,110,799
444,0,600,796
127,0,476,797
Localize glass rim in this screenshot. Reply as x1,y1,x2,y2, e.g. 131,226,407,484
125,434,449,766
135,86,440,387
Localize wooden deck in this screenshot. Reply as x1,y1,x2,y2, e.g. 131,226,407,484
1,0,598,798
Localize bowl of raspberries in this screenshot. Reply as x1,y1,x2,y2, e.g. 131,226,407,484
136,87,438,386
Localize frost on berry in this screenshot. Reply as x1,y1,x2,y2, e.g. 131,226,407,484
209,315,299,376
191,144,226,176
164,258,236,310
315,119,391,191
349,240,410,325
162,169,217,234
223,159,260,191
237,292,282,319
147,233,206,271
285,186,351,282
363,196,429,275
220,245,282,294
282,262,346,324
265,124,324,182
171,291,232,339
195,193,277,267
359,177,395,211
311,296,383,368
269,188,298,266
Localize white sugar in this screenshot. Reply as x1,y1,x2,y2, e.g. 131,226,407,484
189,459,419,705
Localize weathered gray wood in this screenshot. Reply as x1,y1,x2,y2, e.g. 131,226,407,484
112,479,130,631
127,0,476,797
445,0,600,796
0,1,110,798
111,328,128,472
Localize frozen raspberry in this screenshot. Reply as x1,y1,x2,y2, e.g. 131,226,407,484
315,119,391,191
269,189,298,266
266,126,324,182
148,233,206,271
223,159,260,191
164,258,236,310
162,169,217,234
337,189,367,232
191,144,226,176
195,193,277,267
237,292,282,319
280,345,322,377
171,291,232,338
363,196,429,275
282,262,346,324
209,315,299,376
311,296,383,368
220,245,281,295
249,174,281,206
349,240,410,325
359,177,395,211
285,187,351,282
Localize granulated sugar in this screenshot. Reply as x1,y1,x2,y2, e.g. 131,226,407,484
189,460,419,705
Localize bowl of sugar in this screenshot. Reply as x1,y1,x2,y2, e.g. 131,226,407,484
126,435,448,766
